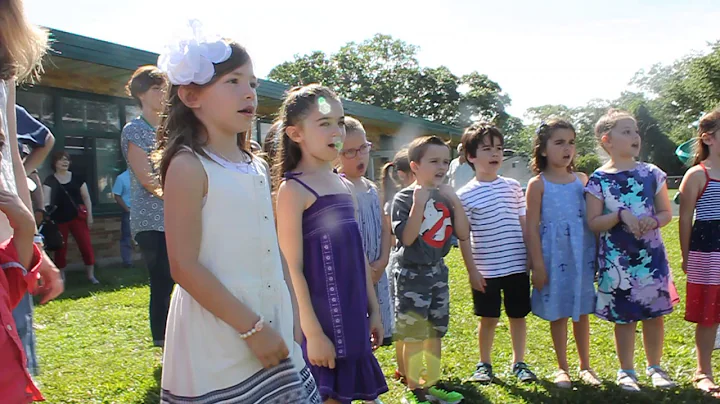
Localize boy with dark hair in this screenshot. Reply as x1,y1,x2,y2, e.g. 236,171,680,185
391,135,469,404
457,122,537,384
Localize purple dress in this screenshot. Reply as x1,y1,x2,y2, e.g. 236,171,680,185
285,173,388,403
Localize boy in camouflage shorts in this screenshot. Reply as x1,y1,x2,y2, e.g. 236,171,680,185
391,136,470,404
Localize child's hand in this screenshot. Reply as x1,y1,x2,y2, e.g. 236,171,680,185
370,265,383,284
0,191,35,235
619,210,642,238
681,258,688,274
638,216,658,234
468,270,487,293
531,266,548,290
306,332,336,369
245,323,290,369
369,310,384,350
413,186,431,206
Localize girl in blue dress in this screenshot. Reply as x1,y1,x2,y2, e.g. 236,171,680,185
525,119,599,389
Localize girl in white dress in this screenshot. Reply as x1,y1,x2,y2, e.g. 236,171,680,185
154,22,320,403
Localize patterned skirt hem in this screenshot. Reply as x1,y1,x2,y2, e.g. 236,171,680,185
160,360,320,404
594,307,674,324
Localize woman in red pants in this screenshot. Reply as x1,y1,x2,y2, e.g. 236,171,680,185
43,151,97,284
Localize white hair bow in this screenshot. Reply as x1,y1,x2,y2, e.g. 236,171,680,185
157,19,232,86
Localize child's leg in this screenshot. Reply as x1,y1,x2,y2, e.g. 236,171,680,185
425,338,442,387
395,341,406,376
404,340,425,389
395,265,432,390
614,322,637,370
425,261,450,387
572,315,591,370
479,317,499,364
551,318,569,371
472,277,502,364
509,317,527,364
641,316,664,367
696,323,720,376
505,273,532,364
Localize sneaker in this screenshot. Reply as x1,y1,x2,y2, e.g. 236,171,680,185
427,386,464,404
579,369,602,386
646,366,676,389
512,362,537,383
395,370,407,386
401,388,431,404
468,362,494,383
88,276,100,285
617,370,640,392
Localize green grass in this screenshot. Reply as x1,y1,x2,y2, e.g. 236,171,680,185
34,221,720,403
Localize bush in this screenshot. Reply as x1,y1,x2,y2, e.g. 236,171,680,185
576,153,602,175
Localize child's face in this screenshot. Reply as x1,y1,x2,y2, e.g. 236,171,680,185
292,97,346,163
468,135,503,176
339,130,371,178
544,128,576,169
605,118,640,159
195,61,258,135
703,130,719,157
412,145,451,187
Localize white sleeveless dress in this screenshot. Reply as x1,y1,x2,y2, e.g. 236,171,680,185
160,151,320,403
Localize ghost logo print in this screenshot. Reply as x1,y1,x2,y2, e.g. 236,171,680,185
420,197,452,248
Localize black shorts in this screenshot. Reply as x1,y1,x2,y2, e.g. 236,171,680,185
472,272,531,318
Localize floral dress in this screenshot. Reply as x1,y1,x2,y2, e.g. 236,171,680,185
585,163,673,324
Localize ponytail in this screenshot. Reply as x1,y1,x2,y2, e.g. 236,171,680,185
381,162,397,205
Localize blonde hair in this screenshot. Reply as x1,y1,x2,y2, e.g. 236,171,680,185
0,0,49,83
594,108,635,150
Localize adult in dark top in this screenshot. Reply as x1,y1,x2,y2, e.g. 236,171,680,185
43,151,97,284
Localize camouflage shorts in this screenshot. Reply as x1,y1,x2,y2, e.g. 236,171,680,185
393,260,450,342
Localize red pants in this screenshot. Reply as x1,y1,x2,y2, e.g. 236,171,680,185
54,215,95,268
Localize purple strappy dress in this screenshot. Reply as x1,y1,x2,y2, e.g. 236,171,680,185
284,173,388,403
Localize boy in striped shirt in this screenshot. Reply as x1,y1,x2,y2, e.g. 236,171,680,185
456,123,537,384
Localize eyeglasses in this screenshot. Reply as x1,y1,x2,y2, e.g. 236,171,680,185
340,142,372,159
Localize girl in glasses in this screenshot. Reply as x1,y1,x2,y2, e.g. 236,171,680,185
338,117,394,360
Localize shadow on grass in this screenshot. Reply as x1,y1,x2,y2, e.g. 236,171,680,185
437,377,718,403
142,365,162,404
47,265,150,302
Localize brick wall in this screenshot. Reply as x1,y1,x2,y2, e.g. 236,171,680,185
61,215,140,270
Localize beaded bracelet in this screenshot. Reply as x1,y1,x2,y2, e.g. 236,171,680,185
239,316,265,339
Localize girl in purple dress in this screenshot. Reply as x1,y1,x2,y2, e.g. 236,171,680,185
275,84,388,404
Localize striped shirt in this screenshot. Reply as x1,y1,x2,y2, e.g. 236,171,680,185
458,176,527,279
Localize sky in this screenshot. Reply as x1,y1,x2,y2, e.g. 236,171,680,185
27,0,720,119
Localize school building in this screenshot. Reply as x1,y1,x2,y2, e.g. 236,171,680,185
20,28,462,268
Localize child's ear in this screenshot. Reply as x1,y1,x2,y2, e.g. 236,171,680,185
285,125,302,143
701,132,715,146
409,161,420,173
178,86,201,109
601,134,611,148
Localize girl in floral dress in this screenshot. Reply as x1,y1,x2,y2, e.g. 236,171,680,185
585,109,676,392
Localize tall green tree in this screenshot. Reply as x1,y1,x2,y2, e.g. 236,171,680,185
267,34,512,128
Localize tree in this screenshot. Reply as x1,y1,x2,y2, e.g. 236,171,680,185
268,34,512,128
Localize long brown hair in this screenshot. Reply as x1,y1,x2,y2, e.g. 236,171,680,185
531,119,577,174
272,84,340,188
381,148,411,205
694,109,720,166
0,0,49,83
153,41,252,187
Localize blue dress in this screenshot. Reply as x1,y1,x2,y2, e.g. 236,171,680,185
355,179,394,341
585,163,674,323
532,175,597,322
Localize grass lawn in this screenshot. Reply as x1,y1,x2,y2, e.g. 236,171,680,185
34,220,720,403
